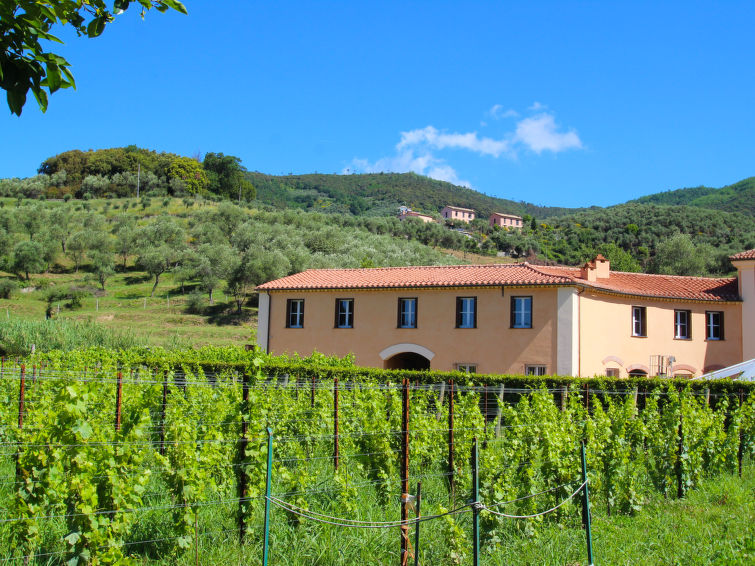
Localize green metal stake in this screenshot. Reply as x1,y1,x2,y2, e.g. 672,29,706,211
472,437,479,566
263,427,273,566
580,441,595,566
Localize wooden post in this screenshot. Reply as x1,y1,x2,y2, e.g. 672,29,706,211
704,388,710,407
584,383,589,411
17,364,25,429
448,379,455,502
239,371,250,544
114,371,123,431
560,385,568,411
495,384,505,438
311,373,316,408
333,377,340,471
632,387,639,415
400,378,410,566
159,371,169,456
436,382,446,420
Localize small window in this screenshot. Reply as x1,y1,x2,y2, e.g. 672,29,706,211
605,368,620,378
632,306,647,337
674,310,691,339
286,299,304,328
525,365,546,376
456,297,477,328
628,369,648,378
456,363,477,373
511,296,533,329
398,298,417,329
335,299,354,328
706,311,724,340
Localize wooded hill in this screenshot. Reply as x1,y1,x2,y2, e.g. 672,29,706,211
630,176,755,216
247,171,584,218
2,147,755,278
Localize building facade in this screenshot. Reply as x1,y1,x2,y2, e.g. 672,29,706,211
441,206,476,223
256,251,755,377
489,212,523,229
398,210,435,223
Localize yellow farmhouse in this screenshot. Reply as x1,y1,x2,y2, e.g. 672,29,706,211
256,250,755,377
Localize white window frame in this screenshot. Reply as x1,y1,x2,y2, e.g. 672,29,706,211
511,296,532,329
706,311,724,340
632,306,646,337
674,310,690,340
398,298,417,329
525,365,547,376
335,298,354,329
456,363,477,373
457,297,476,328
286,299,304,328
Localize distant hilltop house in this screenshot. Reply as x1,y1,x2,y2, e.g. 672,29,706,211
441,205,476,223
256,249,755,378
489,212,523,229
398,207,435,223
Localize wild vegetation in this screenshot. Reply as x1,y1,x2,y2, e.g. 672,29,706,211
0,347,753,564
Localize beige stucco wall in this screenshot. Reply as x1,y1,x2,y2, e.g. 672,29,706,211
578,292,743,377
733,260,755,360
264,287,559,373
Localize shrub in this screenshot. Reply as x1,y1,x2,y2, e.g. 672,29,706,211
184,292,205,314
0,279,17,299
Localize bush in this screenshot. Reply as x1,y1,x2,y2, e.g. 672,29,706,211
0,279,17,299
185,292,205,314
44,285,90,310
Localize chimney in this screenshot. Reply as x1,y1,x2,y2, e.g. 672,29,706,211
594,254,610,278
580,255,610,281
580,260,597,282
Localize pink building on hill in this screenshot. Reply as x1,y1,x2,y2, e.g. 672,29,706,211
441,205,476,222
489,212,523,229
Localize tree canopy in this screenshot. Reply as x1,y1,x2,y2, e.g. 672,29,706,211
1,0,186,116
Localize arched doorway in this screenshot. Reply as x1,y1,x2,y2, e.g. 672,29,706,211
384,352,431,370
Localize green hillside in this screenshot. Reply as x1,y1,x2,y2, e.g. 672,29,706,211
247,171,584,218
631,177,755,216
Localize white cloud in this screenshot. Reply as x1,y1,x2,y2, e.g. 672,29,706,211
343,148,471,187
489,104,518,119
514,113,582,154
528,101,546,111
344,105,582,186
397,126,512,158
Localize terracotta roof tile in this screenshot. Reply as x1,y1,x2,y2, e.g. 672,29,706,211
730,248,755,260
258,262,740,301
257,263,572,291
533,265,739,301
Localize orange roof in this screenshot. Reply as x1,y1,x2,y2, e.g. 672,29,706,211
258,263,572,290
257,262,739,301
730,248,755,260
490,212,522,219
534,265,738,301
442,205,476,213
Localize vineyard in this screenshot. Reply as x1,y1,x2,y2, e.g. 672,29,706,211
0,348,754,565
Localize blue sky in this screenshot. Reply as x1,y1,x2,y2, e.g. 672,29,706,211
3,1,755,207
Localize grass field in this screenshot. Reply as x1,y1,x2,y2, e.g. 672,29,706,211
0,268,255,350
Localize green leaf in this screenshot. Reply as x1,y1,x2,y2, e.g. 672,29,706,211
87,17,106,37
32,86,48,112
73,421,93,440
45,63,62,92
64,531,81,545
7,88,26,116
